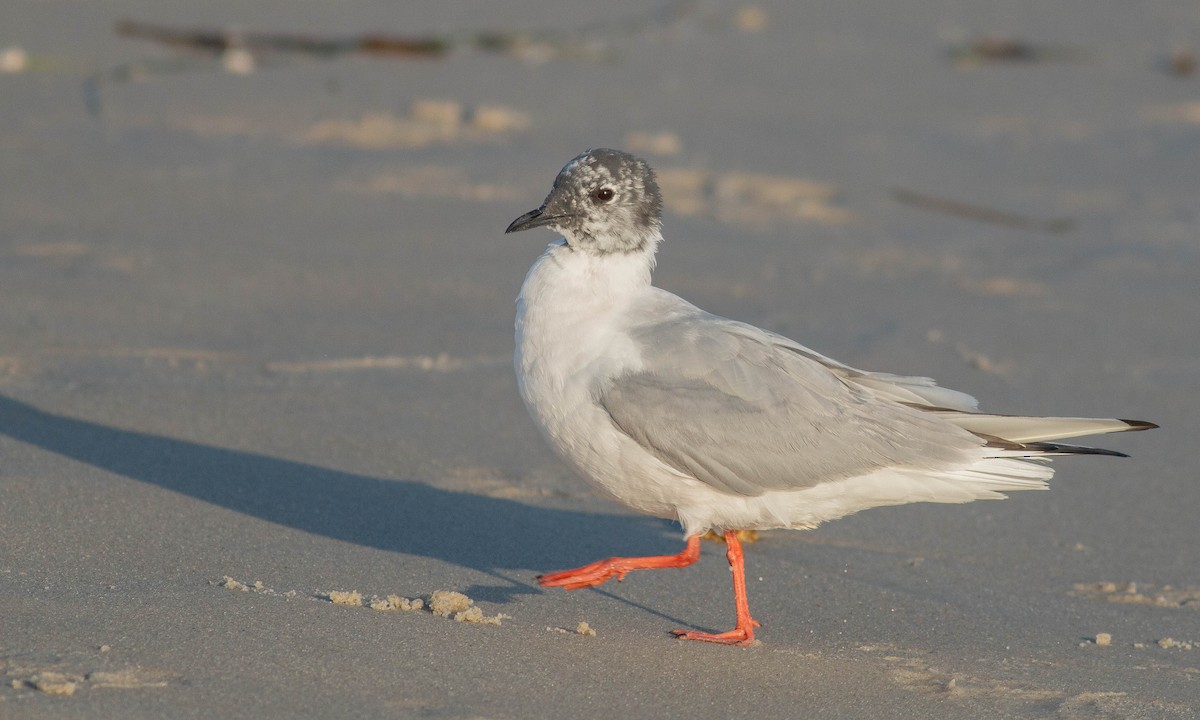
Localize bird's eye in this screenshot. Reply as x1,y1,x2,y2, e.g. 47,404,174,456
592,187,615,203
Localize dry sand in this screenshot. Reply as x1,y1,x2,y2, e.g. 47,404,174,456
2,1,1198,718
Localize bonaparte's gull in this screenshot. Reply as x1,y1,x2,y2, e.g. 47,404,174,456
506,148,1156,645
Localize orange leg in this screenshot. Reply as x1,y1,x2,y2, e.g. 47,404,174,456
537,534,702,591
671,529,760,646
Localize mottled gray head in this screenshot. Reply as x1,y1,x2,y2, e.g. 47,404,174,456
505,148,663,255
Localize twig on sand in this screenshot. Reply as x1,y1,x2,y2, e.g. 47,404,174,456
116,19,449,59
947,35,1091,67
114,1,697,64
891,188,1074,235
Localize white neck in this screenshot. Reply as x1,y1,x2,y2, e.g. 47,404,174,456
515,235,661,398
520,236,659,309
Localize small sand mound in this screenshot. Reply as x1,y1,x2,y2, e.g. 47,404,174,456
429,590,473,617
219,576,248,591
31,672,79,696
217,576,507,625
217,576,282,595
428,590,509,625
326,590,363,607
369,594,424,612
548,621,598,637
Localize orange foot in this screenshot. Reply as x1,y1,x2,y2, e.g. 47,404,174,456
671,618,760,647
537,536,702,591
537,557,638,590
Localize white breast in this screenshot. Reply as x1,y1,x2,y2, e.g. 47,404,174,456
515,240,698,519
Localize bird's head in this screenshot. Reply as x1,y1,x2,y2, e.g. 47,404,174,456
505,148,663,255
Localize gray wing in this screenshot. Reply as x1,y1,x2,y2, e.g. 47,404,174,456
599,298,980,496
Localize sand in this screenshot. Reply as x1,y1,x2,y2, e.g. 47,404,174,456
2,1,1199,718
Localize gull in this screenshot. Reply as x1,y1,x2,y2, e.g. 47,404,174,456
505,148,1156,646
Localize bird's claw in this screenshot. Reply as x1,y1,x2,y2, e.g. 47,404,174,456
670,625,759,646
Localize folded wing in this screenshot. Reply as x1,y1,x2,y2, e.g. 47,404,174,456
601,295,1155,497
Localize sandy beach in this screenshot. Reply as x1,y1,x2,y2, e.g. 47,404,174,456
2,1,1198,717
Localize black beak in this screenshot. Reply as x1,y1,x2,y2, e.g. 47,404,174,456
505,206,564,234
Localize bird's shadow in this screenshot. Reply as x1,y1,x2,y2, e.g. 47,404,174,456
0,394,683,606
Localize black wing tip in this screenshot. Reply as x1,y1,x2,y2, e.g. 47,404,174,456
1119,419,1159,432
1026,441,1130,458
979,433,1134,458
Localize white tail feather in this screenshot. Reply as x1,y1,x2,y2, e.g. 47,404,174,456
931,413,1141,444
